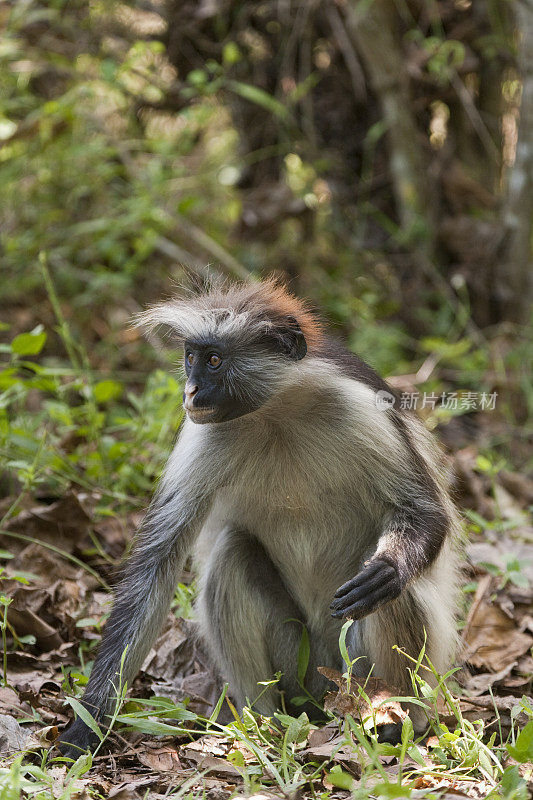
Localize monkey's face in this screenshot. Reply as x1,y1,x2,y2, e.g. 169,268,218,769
183,325,306,424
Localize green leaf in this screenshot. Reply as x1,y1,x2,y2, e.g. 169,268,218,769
75,617,101,628
290,695,310,707
115,716,189,734
226,80,292,122
284,712,309,745
227,749,245,768
476,455,493,473
370,783,412,798
464,509,489,529
0,368,19,389
69,672,89,686
187,69,207,87
339,618,353,667
510,572,530,589
223,42,241,66
297,625,310,684
401,715,414,749
500,765,529,800
64,697,104,742
18,634,36,645
209,684,227,724
93,379,123,403
507,720,533,763
11,329,47,356
478,561,502,576
117,705,196,725
326,765,354,790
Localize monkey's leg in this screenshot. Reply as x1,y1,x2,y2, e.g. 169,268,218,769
197,528,336,717
351,555,457,740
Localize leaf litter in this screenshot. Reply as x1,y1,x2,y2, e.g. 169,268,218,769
0,451,531,798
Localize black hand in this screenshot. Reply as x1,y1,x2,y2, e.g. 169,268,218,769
56,717,101,760
330,558,402,620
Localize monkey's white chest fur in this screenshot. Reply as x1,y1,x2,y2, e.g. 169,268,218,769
193,380,394,623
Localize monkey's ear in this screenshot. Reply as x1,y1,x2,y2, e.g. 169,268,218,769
277,316,307,360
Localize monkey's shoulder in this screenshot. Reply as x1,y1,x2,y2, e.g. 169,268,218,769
313,337,398,399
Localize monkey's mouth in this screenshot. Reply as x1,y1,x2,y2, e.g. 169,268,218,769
184,404,218,423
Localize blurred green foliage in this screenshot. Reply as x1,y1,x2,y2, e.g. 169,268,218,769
0,0,237,313
0,0,531,514
0,313,183,507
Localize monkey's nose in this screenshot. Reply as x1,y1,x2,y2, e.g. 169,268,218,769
184,383,199,408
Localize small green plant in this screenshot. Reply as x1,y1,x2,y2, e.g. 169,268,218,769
479,554,531,590
0,592,13,687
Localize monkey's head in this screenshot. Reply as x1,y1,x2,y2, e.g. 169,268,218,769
137,279,322,424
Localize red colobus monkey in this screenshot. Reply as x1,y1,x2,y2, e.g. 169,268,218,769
59,279,459,756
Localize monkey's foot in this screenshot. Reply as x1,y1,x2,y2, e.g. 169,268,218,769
55,718,101,760
330,557,402,619
375,721,403,744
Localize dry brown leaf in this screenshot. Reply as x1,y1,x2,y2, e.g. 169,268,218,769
8,607,62,650
298,733,362,776
245,794,286,800
467,540,533,589
137,745,183,772
180,736,243,779
318,667,407,729
461,695,530,728
462,598,533,671
93,515,131,559
0,713,30,755
463,661,516,695
307,721,339,748
106,791,141,800
0,686,32,717
7,666,59,696
4,492,96,552
107,776,160,799
499,471,533,505
142,617,195,681
25,724,59,750
181,751,242,778
142,616,222,716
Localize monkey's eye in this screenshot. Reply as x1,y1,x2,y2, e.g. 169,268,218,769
186,352,194,367
208,353,222,368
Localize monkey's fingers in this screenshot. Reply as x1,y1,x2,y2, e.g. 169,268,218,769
330,559,401,619
330,582,390,619
330,580,397,620
333,559,387,599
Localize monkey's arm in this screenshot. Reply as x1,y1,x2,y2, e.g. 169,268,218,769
58,426,214,757
330,501,449,621
58,492,207,757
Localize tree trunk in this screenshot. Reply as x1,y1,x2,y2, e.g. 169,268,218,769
344,0,435,257
496,0,533,324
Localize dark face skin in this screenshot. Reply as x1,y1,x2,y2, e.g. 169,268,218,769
183,322,307,424
183,339,258,424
